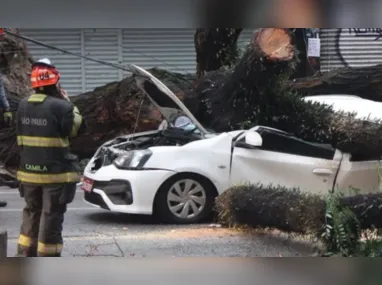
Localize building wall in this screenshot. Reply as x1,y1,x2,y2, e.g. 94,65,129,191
320,28,382,72
20,28,254,95
20,29,83,95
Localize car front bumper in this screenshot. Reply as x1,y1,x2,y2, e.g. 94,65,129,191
81,164,176,215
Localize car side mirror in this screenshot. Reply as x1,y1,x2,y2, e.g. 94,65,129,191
244,131,263,147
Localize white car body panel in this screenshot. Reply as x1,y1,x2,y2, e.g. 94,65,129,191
230,147,339,195
143,133,237,194
305,94,382,194
82,65,382,219
83,164,176,214
304,95,382,120
335,155,380,195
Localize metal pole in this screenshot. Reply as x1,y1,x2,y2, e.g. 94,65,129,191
0,231,7,257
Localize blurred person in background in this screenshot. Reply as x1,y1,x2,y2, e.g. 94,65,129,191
0,72,12,208
0,28,12,207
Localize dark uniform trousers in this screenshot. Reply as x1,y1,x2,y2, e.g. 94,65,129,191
17,182,77,257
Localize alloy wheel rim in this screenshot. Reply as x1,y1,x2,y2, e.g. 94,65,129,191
166,179,207,219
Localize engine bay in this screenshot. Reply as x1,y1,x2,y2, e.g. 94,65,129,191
90,127,204,172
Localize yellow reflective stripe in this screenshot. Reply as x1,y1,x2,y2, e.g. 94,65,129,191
70,106,83,137
28,94,47,102
17,136,69,147
17,171,81,184
18,234,33,247
37,242,63,255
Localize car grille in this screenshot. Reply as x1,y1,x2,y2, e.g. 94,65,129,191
84,191,110,210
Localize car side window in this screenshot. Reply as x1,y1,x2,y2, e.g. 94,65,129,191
235,128,336,160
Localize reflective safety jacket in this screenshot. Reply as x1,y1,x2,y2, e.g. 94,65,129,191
16,93,86,184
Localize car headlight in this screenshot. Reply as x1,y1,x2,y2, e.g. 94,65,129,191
113,149,153,169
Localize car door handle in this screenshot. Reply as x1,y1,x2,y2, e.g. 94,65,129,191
313,168,333,175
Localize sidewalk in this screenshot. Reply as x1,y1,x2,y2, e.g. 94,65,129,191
5,228,314,257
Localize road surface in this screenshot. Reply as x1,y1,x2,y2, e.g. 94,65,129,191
0,186,313,257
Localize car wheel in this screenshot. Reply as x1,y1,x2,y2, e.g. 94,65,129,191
155,174,217,224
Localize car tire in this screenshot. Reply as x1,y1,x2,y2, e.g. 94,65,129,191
154,173,217,224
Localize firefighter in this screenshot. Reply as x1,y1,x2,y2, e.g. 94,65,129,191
15,58,87,257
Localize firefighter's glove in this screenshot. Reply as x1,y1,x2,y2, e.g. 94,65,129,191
3,111,12,126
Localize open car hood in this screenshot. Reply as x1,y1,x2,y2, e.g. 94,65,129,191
128,64,209,136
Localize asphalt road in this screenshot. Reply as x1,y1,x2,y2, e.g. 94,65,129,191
0,186,313,257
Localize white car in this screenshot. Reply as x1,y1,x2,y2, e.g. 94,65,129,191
81,64,382,224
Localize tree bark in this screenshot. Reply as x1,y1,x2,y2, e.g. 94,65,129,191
287,64,382,102
0,29,33,98
0,231,7,257
194,28,243,81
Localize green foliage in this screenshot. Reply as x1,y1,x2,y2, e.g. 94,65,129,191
319,189,382,257
215,183,325,234
218,41,241,69
321,190,361,256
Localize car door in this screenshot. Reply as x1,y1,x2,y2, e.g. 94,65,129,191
230,128,341,195
334,154,382,195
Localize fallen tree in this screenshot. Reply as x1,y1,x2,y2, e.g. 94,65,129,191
2,28,382,177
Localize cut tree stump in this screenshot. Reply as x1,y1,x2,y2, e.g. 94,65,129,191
0,231,7,257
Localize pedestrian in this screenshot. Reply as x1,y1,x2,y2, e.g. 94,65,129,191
0,71,13,208
15,58,87,257
0,28,10,207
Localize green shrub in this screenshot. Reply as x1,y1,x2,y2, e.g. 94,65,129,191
321,191,361,256
215,183,382,257
215,183,325,234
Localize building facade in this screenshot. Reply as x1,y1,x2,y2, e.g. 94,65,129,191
20,28,255,95
320,28,382,71
21,28,382,95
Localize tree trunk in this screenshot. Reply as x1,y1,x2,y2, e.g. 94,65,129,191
287,64,382,102
0,231,7,257
289,28,308,79
195,28,297,132
0,29,33,98
194,28,243,81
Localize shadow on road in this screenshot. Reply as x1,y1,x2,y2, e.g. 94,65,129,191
83,211,217,226
84,211,159,225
